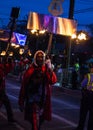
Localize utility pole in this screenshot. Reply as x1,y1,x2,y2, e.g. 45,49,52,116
6,18,16,53
68,0,75,19
66,0,75,87
6,7,20,55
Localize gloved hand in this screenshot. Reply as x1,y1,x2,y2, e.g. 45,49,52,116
19,105,24,112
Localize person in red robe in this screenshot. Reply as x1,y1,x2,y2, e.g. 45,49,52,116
18,50,57,130
2,57,15,76
0,61,15,122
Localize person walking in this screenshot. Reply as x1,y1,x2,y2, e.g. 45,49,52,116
0,62,15,123
18,50,57,130
76,64,93,130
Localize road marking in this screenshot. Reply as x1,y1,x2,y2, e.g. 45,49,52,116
8,94,18,100
7,82,79,109
8,94,79,109
52,97,79,109
8,94,78,127
52,113,77,127
6,83,20,89
7,83,79,128
0,112,25,130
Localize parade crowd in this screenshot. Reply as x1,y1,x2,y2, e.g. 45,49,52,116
0,51,93,130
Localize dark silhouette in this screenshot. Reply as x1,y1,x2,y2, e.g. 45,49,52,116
0,60,15,123
76,64,93,130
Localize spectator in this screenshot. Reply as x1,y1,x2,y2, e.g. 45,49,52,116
75,64,93,130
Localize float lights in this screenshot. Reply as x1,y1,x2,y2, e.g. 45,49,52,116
30,29,47,35
71,31,88,44
0,51,6,56
19,48,24,55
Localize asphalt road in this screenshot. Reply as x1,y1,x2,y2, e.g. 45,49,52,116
0,75,87,130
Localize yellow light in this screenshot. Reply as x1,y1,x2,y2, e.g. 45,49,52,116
77,32,86,40
19,48,24,55
11,43,16,46
30,29,46,35
15,44,20,48
39,29,46,34
30,29,37,34
1,51,6,56
71,34,77,39
28,50,32,56
9,52,13,56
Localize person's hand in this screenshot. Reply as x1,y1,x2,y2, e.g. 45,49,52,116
19,105,24,112
45,59,52,69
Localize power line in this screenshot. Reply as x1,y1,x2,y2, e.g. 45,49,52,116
63,6,93,17
77,0,93,5
79,0,93,3
74,7,93,14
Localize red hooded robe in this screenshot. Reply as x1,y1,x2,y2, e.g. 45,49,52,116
18,63,57,121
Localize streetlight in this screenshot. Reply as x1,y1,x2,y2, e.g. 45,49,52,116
67,31,88,88
30,29,47,51
0,51,6,56
71,31,88,44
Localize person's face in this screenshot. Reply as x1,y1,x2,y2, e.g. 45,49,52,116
36,52,44,67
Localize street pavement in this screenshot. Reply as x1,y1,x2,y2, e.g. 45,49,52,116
0,75,82,130
0,110,76,130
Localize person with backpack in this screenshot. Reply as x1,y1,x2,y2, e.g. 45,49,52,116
18,50,57,130
75,64,93,130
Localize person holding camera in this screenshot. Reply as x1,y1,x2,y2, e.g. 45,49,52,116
18,50,57,130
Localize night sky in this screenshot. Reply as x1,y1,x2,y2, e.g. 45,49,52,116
0,0,93,28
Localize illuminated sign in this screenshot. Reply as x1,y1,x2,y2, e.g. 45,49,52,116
27,12,77,36
0,29,27,46
11,32,27,46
